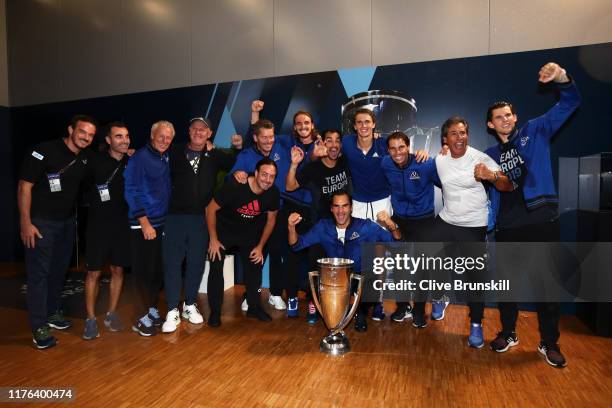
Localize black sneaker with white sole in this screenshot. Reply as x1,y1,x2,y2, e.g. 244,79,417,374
490,332,519,352
47,310,73,330
391,303,413,323
132,320,157,337
538,342,567,368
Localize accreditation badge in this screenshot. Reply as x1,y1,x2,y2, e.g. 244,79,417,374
97,183,111,202
47,173,61,192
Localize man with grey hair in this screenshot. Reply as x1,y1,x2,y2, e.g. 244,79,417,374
124,120,175,336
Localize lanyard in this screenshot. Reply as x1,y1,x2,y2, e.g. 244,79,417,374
57,158,77,175
105,160,124,185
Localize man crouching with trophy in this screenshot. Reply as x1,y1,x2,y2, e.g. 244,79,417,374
288,191,401,354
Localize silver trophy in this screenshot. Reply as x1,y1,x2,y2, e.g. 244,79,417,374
309,258,363,356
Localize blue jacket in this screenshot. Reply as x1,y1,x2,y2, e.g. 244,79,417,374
230,134,312,206
342,135,390,202
124,143,172,228
485,81,581,228
381,155,440,219
291,217,394,272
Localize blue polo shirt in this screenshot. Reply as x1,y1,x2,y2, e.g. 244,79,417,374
341,135,390,202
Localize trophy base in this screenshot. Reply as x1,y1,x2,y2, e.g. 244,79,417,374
320,331,350,356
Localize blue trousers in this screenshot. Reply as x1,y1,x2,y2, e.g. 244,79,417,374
25,217,76,331
162,214,208,310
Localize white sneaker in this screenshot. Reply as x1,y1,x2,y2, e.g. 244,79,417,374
241,298,248,312
181,302,204,324
162,308,180,333
268,295,287,310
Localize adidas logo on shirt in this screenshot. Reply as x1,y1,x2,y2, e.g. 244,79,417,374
372,152,379,158
409,171,420,180
237,200,261,217
349,232,360,240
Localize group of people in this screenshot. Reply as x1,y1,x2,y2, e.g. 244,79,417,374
18,62,580,369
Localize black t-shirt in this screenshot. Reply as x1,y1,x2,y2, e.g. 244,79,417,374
296,156,351,218
498,140,556,229
214,178,280,244
86,151,129,221
19,138,89,220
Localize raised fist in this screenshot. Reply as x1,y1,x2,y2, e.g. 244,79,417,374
539,62,568,84
252,100,264,113
288,212,303,227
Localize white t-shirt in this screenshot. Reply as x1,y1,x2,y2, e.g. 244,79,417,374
336,227,346,243
435,146,501,227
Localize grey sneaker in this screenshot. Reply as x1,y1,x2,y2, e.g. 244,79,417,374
83,318,99,340
104,312,124,332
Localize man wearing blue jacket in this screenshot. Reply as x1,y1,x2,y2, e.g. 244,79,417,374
381,131,440,327
485,62,581,367
288,191,401,332
124,120,175,336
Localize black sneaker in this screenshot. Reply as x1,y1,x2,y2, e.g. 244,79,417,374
208,312,221,327
32,326,57,349
354,312,367,332
47,310,72,330
131,317,157,337
391,303,413,323
247,307,272,322
490,332,519,353
538,342,567,368
411,313,428,329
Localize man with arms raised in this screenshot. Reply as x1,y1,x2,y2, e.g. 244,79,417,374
485,62,581,368
288,191,401,332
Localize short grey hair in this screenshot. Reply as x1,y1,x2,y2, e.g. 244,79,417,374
151,120,175,137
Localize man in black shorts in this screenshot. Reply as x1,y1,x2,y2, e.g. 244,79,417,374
206,158,280,326
83,122,131,340
18,114,96,349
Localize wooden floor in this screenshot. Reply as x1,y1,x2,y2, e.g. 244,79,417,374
1,279,611,407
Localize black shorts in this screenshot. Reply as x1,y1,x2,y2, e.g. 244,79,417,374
85,215,131,270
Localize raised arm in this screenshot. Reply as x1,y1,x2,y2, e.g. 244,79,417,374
286,146,304,192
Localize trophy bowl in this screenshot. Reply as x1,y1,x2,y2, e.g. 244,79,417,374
309,258,362,356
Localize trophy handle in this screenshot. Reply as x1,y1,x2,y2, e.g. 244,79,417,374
331,273,363,335
308,270,323,317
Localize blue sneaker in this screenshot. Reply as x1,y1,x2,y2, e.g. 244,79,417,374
33,326,57,349
468,323,484,348
306,301,318,324
287,297,298,318
148,307,163,327
83,318,99,340
371,303,385,321
431,300,449,321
